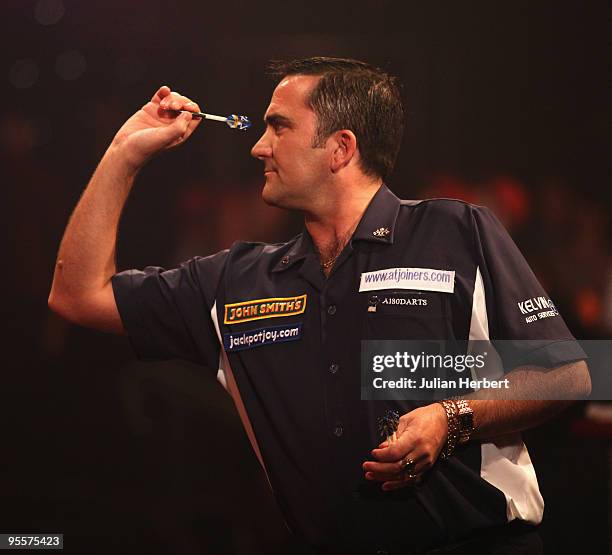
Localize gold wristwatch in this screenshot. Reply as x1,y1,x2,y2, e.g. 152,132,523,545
455,399,474,444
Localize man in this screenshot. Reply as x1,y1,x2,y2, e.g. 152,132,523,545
49,57,590,554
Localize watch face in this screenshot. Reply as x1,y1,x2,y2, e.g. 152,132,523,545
458,412,474,429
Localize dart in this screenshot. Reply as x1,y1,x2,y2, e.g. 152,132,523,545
179,110,251,130
377,410,400,444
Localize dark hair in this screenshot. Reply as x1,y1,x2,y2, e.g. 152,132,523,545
268,57,404,181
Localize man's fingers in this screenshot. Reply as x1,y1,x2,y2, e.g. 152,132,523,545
364,449,429,482
366,470,403,482
364,467,426,482
363,459,405,476
151,85,171,103
366,462,427,482
157,111,192,145
382,475,421,491
367,468,423,491
371,442,404,462
159,91,201,113
174,111,193,133
148,88,202,129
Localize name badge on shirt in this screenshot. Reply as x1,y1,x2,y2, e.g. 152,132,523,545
224,294,307,324
359,267,455,293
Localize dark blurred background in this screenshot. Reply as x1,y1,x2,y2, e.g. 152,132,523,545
1,1,611,553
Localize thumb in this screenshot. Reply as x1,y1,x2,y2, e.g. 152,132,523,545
161,111,192,145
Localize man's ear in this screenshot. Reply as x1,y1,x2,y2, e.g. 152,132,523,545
330,129,357,173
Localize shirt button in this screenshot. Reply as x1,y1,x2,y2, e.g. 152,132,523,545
281,256,290,265
327,304,337,315
333,423,343,437
329,363,339,374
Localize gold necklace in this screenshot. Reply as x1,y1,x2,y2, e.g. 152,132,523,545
319,222,358,270
321,252,340,269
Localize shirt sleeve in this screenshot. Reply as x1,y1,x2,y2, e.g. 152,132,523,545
111,250,228,370
470,205,586,368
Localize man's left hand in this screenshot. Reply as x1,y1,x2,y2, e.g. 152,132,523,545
362,404,448,491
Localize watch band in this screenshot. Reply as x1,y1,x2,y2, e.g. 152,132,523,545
437,398,474,459
437,399,458,459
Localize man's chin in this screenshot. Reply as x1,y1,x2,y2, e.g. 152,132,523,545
261,181,285,208
261,179,304,211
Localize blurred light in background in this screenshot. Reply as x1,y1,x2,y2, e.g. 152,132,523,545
576,288,602,330
8,58,39,89
55,50,86,81
0,113,38,154
34,0,65,26
0,113,52,155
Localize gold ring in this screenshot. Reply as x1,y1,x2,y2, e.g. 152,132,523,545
401,456,416,475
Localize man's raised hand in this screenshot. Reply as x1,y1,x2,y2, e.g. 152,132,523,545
111,86,202,172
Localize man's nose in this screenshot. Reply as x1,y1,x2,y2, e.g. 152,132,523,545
251,132,272,159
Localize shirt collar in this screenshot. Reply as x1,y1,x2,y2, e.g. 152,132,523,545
271,183,401,273
271,233,312,273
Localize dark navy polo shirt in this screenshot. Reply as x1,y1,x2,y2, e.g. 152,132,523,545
112,184,585,554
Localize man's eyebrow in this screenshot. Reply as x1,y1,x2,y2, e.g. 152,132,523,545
264,113,293,127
